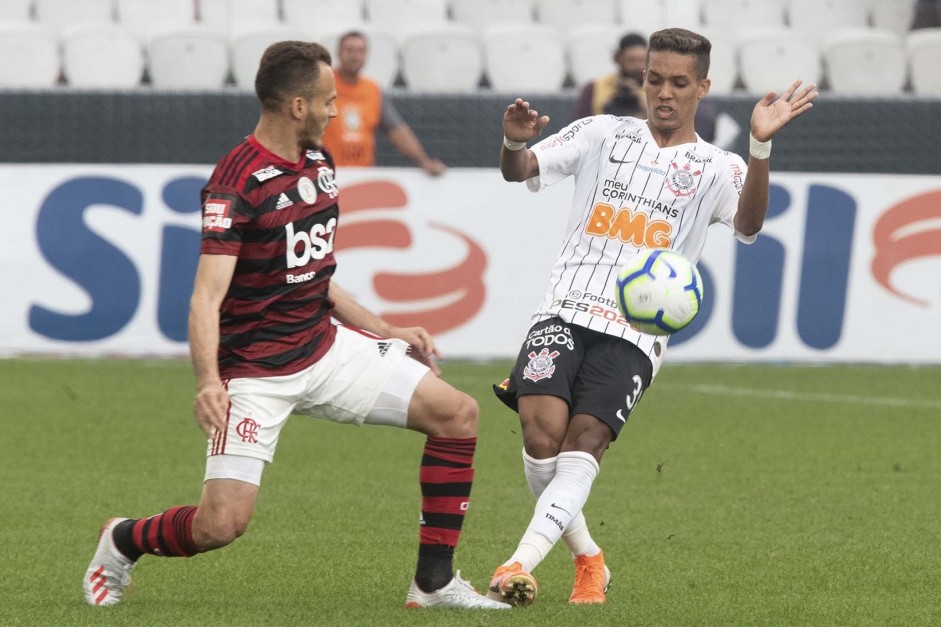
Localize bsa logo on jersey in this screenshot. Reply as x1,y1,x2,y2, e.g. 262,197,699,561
666,161,701,197
317,166,339,198
297,176,318,204
522,348,561,382
202,199,232,232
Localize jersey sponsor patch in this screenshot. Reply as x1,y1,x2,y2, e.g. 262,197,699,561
202,199,232,232
306,150,325,161
252,165,283,182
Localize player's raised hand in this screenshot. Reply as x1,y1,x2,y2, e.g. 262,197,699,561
504,98,550,143
750,81,818,142
390,325,443,376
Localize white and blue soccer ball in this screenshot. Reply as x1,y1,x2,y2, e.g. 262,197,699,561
615,248,703,336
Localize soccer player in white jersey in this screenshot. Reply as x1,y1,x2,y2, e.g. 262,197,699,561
486,28,818,606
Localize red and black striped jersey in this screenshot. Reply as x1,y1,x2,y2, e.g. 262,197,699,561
200,134,340,379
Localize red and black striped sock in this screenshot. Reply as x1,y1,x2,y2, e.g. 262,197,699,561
112,506,200,561
415,436,476,592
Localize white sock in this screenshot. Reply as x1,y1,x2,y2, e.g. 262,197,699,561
522,449,600,558
506,451,600,571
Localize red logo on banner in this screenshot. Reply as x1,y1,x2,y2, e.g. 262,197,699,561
871,190,941,307
335,181,487,334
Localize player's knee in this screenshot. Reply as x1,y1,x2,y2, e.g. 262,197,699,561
522,430,563,458
450,392,479,436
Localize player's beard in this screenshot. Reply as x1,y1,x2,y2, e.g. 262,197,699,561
300,112,326,150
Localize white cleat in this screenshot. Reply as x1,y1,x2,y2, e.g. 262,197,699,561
405,571,511,609
83,518,136,606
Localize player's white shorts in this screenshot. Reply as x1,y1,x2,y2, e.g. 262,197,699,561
204,325,429,485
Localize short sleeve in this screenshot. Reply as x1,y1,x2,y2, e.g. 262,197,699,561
710,152,756,244
199,188,252,255
526,117,603,192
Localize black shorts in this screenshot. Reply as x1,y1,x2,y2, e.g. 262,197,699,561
494,317,653,440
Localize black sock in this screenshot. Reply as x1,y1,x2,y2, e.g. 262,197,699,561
111,519,143,561
415,544,454,593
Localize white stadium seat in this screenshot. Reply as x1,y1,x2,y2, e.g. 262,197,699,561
451,0,535,32
230,25,310,89
483,23,566,93
0,22,59,87
117,0,195,37
618,0,703,37
35,0,114,30
62,23,144,88
696,28,737,94
663,0,704,30
787,0,868,44
566,24,627,85
148,26,229,89
319,26,399,89
870,0,918,37
823,28,906,94
906,28,941,95
399,25,483,92
0,0,33,21
703,0,785,34
738,28,821,95
364,0,448,26
283,0,363,30
200,0,280,33
536,0,618,32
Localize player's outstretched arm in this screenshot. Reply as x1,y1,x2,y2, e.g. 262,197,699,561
500,98,549,182
735,81,819,236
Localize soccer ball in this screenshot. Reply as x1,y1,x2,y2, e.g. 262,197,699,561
615,248,704,336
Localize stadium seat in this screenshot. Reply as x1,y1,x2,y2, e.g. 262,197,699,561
283,0,363,30
566,24,627,86
535,0,618,32
0,0,33,21
399,25,483,92
0,22,59,87
451,0,535,32
738,28,821,95
869,0,918,37
786,0,868,44
230,25,310,89
35,0,114,30
483,23,566,93
364,0,447,27
148,26,229,89
61,23,144,87
320,26,399,89
906,28,941,95
200,0,280,33
822,28,906,94
618,0,703,37
117,0,195,37
702,0,785,34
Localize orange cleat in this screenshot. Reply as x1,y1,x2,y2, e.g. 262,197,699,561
568,551,611,604
486,562,538,607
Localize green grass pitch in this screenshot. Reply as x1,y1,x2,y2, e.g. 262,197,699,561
3,358,941,626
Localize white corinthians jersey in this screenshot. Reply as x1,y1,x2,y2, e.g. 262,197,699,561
526,115,755,369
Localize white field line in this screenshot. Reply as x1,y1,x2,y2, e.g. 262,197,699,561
656,383,941,411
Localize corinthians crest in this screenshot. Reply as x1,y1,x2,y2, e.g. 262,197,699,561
522,348,560,382
666,161,702,197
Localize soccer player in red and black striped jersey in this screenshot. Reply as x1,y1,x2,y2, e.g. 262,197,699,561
83,40,507,611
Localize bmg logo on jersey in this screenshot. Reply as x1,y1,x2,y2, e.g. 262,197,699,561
284,218,337,269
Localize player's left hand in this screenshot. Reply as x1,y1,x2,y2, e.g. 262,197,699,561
422,158,447,177
389,325,443,376
750,80,818,142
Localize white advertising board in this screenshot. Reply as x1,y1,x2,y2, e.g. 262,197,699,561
1,166,938,362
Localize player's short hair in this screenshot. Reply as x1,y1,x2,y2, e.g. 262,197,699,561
648,28,711,80
618,33,647,52
255,40,332,111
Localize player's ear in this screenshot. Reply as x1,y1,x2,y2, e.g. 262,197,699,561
698,77,711,99
289,96,306,120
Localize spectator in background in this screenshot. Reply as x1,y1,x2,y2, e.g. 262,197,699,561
912,0,941,28
572,32,718,142
323,31,446,176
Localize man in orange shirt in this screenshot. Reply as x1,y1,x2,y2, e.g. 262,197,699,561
324,31,446,176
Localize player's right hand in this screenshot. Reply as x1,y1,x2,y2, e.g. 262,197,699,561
193,382,229,436
504,98,550,143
